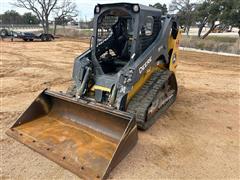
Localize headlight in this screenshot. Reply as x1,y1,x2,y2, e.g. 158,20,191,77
95,5,101,14
133,4,140,12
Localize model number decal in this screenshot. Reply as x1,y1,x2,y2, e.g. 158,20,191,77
139,57,152,74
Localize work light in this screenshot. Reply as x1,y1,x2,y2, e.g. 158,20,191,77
95,5,101,14
133,4,140,12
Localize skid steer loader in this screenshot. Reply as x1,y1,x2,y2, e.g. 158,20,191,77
7,3,181,179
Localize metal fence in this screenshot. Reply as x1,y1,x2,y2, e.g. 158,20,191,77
0,24,41,30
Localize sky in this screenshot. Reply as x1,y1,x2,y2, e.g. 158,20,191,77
0,0,173,20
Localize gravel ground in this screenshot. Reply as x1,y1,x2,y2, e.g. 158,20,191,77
1,39,239,179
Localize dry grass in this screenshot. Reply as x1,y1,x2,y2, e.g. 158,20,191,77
52,27,92,38
181,35,240,54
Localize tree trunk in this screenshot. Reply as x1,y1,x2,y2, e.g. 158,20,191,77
53,22,57,35
198,20,207,38
198,25,204,38
41,21,46,34
201,21,218,39
198,18,207,38
46,21,49,34
186,25,190,36
45,15,49,34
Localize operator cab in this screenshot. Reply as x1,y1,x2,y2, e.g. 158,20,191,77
91,4,163,76
71,3,177,105
94,9,134,74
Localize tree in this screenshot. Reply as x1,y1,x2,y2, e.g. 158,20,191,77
149,3,168,15
169,0,196,36
13,0,59,33
0,10,22,24
218,0,240,28
53,0,78,35
22,12,40,24
196,0,240,39
196,0,222,38
0,10,40,25
195,1,209,37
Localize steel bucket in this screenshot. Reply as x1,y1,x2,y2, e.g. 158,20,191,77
6,90,138,179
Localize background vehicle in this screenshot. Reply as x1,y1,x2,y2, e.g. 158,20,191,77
0,28,54,41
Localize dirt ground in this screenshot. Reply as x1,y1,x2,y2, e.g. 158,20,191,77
1,39,239,179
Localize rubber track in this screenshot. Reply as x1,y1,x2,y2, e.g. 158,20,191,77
127,70,176,130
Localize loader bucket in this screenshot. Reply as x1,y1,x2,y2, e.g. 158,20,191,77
6,90,138,179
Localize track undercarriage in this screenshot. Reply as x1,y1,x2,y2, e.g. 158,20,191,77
127,70,177,129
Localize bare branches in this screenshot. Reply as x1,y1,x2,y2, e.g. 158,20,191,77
12,0,64,33
13,0,43,23
54,0,78,19
47,0,58,15
52,0,78,35
170,0,196,35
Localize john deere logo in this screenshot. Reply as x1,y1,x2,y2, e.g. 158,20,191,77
139,57,152,74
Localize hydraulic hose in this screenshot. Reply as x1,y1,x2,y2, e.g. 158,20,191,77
76,67,91,98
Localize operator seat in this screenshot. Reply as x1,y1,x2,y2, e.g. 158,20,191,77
112,18,130,60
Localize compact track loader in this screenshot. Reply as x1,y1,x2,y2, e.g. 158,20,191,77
7,3,181,179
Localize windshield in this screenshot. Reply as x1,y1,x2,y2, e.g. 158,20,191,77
97,14,133,44
95,9,134,74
